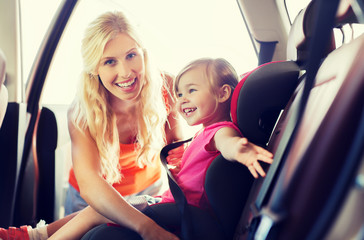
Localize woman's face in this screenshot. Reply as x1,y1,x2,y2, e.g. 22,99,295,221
97,33,145,103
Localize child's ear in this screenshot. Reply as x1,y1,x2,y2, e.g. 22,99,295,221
218,84,232,103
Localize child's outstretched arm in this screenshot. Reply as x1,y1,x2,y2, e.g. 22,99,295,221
214,127,273,178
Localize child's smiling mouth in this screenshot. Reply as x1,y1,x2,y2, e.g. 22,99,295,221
183,107,196,116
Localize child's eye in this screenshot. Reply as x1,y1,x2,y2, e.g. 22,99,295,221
126,53,136,60
189,89,196,94
177,93,183,98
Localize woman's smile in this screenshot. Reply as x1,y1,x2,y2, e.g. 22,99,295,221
115,77,137,89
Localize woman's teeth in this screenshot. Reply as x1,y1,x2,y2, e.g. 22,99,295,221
116,78,136,88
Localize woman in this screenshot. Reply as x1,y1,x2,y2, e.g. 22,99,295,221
0,11,183,240
64,11,182,239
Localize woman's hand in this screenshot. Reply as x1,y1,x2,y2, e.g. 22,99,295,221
166,144,185,175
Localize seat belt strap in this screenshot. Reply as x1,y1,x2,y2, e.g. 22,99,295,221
160,138,193,240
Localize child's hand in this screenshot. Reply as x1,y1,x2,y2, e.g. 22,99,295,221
166,144,185,175
235,137,273,178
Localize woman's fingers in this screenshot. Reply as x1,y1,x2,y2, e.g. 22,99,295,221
168,145,185,155
166,156,180,165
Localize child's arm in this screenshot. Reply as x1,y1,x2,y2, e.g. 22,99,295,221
48,206,109,240
213,127,273,178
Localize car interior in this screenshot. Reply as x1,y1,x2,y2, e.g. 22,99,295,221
0,49,7,128
0,0,363,239
144,1,364,239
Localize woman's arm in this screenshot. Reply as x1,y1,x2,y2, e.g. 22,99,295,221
163,73,185,176
213,127,273,178
63,108,179,240
163,72,184,144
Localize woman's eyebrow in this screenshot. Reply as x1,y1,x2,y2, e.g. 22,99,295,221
100,47,139,61
100,56,113,61
125,47,138,54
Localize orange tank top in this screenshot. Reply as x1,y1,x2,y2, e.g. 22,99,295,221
69,83,169,195
68,143,162,195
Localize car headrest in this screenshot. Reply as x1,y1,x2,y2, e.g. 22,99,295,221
336,1,358,26
286,0,336,65
231,61,300,146
0,49,8,128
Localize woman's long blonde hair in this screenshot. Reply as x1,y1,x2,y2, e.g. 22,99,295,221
71,11,168,184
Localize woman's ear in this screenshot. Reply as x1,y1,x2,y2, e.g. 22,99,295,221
90,69,98,76
218,84,232,103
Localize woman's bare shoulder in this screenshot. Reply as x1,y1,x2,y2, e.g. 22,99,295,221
67,103,77,128
66,102,87,141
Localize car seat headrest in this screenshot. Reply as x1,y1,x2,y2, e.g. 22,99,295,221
336,1,358,25
231,61,300,146
286,0,336,65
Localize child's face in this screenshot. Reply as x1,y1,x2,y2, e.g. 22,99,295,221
176,66,220,127
97,33,145,104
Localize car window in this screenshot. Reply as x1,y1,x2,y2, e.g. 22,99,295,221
20,0,63,86
20,0,257,105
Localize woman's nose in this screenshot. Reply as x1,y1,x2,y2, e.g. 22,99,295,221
117,63,132,79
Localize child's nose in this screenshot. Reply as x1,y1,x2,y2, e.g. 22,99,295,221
181,96,189,104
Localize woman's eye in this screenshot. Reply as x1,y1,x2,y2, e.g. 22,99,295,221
126,53,136,60
104,59,115,65
177,93,183,98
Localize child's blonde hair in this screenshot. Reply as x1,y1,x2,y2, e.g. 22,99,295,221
174,57,239,114
71,11,168,184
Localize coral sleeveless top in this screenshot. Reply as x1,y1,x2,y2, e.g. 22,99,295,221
68,85,170,196
68,143,162,195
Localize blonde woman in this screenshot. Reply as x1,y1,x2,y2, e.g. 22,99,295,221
63,11,182,239
0,11,182,240
64,10,181,214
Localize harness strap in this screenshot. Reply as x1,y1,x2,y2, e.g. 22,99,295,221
160,138,192,240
